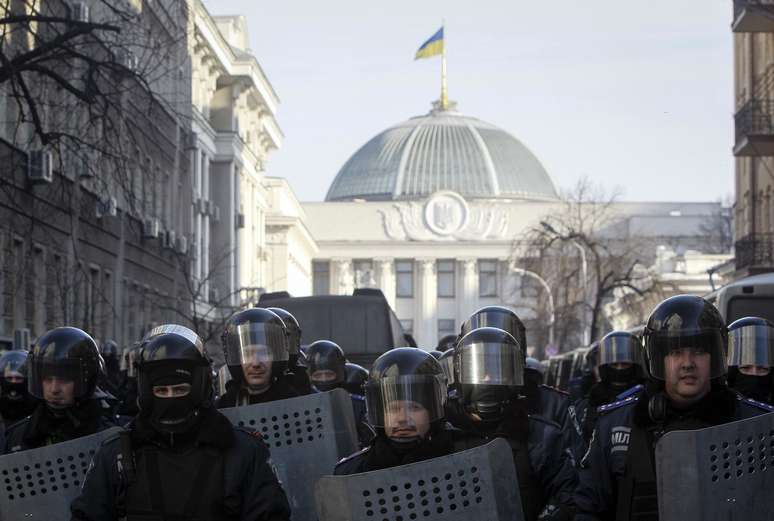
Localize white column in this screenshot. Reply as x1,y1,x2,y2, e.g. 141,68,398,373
333,258,354,295
415,258,437,349
458,258,478,325
202,154,211,297
192,146,202,281
375,258,395,308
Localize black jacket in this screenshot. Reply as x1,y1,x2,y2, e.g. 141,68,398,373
215,378,300,409
3,399,116,454
70,407,291,521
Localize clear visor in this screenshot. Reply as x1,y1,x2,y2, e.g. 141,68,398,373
439,355,455,384
365,374,446,428
646,330,727,380
456,342,524,386
224,322,288,366
598,336,644,368
728,325,774,368
28,358,89,399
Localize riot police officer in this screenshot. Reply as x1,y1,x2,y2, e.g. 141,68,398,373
343,362,368,396
98,340,122,398
453,327,577,521
216,308,299,408
266,307,313,395
568,331,646,465
461,307,572,448
116,343,141,417
307,340,373,446
575,295,774,521
4,327,115,453
726,316,774,404
71,324,291,521
436,333,457,352
335,347,468,475
0,350,37,426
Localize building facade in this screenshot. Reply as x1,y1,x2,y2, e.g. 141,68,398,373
733,3,774,276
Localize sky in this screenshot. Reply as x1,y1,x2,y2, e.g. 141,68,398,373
202,0,735,203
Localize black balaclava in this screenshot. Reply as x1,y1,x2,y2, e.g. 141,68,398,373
144,364,202,435
729,369,772,403
463,385,516,425
0,378,35,422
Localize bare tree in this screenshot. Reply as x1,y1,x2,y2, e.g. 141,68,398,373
698,195,734,254
509,177,658,351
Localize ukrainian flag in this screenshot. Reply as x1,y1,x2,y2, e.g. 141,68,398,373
415,27,444,60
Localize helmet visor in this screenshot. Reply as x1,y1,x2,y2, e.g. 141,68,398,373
456,342,524,386
598,336,645,368
365,374,446,428
28,357,91,400
439,354,455,384
224,322,288,366
728,324,774,368
645,330,727,380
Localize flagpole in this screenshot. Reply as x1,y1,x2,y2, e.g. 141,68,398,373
441,22,448,110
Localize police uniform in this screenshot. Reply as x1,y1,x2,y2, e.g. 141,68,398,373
71,407,291,521
215,377,300,408
574,388,774,521
4,399,115,454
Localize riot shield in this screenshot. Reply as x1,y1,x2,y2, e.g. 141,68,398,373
656,412,774,521
314,438,523,521
220,388,358,520
0,427,122,521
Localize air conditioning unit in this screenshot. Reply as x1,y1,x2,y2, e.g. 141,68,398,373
69,1,90,23
96,196,117,218
176,235,189,254
28,149,53,184
13,328,30,350
185,131,198,149
236,213,245,229
212,205,221,223
142,217,160,238
164,229,177,249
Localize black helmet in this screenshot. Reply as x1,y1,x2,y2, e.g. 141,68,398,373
524,357,545,385
642,295,727,380
266,307,301,357
365,348,446,428
100,340,119,359
597,331,646,386
137,325,211,434
727,317,774,369
343,362,368,395
436,334,457,353
222,308,289,383
428,350,443,360
0,350,29,401
454,327,525,424
460,306,527,362
307,340,346,392
28,327,100,403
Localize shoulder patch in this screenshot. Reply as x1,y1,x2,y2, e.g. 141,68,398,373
336,446,370,467
540,384,569,396
597,395,639,415
616,384,645,401
741,396,774,413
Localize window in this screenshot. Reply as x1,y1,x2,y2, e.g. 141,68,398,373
353,259,374,288
400,319,414,335
479,259,498,297
313,261,330,295
438,319,455,339
437,259,455,297
396,260,414,297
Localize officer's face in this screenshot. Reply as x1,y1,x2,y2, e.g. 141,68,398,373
384,400,431,440
152,383,192,398
311,369,337,384
664,347,711,406
609,362,632,371
42,376,75,407
740,365,770,376
243,361,272,388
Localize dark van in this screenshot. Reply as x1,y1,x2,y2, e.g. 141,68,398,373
258,289,411,367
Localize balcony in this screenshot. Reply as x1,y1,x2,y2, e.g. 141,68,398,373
733,0,774,32
735,233,774,270
734,99,774,156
